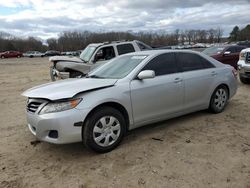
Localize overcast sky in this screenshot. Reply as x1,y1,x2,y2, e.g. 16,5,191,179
0,0,249,39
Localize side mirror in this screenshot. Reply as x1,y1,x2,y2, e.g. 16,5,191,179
224,51,231,56
137,70,155,80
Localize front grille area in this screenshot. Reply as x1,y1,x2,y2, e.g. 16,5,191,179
246,52,250,63
27,99,47,113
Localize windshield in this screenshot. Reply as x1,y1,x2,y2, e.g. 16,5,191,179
203,47,225,56
80,46,96,62
88,55,147,79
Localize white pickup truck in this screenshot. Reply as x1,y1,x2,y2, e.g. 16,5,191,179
49,40,152,81
238,48,250,84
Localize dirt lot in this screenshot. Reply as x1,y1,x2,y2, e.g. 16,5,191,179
0,57,250,188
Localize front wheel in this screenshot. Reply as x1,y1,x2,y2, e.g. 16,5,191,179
83,107,126,153
50,66,60,81
209,85,229,113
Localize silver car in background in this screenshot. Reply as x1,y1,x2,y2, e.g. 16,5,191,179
22,50,238,152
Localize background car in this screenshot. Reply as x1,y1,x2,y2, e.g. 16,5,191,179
22,50,238,152
238,48,250,84
0,51,23,58
44,50,61,57
202,45,246,69
23,51,44,58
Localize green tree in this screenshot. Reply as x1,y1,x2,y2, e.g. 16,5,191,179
229,26,240,41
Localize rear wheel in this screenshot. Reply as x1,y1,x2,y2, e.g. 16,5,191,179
240,76,250,84
1,56,5,59
83,107,126,153
209,85,229,113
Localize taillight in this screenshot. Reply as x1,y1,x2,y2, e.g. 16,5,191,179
232,68,237,78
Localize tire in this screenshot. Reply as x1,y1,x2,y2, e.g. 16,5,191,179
83,107,126,153
240,76,250,84
17,55,20,58
50,66,59,81
209,85,229,114
1,56,4,59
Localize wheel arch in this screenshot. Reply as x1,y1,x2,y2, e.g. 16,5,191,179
82,102,130,131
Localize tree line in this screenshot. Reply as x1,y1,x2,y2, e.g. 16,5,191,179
0,24,249,52
229,24,250,42
47,28,224,51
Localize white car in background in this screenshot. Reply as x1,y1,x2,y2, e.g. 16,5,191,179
23,51,44,58
238,48,250,84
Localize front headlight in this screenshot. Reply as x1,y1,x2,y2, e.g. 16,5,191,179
39,98,82,114
239,52,246,60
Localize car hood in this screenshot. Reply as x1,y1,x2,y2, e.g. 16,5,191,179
22,78,117,100
49,56,83,63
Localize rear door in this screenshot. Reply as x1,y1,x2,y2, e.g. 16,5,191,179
176,52,216,110
130,53,184,126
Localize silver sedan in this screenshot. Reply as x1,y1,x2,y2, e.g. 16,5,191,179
22,50,238,152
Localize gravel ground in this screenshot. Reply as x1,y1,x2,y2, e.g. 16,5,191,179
0,57,250,188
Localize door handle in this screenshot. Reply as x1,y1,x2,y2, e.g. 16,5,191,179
174,78,183,83
211,71,217,76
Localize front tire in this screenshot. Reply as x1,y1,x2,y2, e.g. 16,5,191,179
83,107,126,153
209,85,229,113
50,66,60,81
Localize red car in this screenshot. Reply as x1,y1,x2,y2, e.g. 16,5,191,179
0,51,23,58
202,45,246,69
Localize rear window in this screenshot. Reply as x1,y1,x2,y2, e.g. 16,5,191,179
117,44,135,55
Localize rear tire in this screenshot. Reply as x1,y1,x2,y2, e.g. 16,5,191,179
209,85,229,114
240,76,250,84
83,107,126,153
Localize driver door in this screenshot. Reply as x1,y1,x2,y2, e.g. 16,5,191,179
130,53,184,126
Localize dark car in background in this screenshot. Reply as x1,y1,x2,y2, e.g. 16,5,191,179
44,50,61,57
202,45,246,69
0,51,23,58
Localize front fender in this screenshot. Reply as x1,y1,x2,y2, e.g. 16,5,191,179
55,61,92,74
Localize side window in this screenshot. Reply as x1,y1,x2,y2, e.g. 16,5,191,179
177,52,205,72
235,46,245,53
117,44,135,55
137,42,152,51
199,56,215,69
142,53,178,76
226,47,236,53
95,46,115,62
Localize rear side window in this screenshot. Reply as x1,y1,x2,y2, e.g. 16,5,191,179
117,44,135,55
235,46,245,53
142,53,178,76
137,42,152,50
177,52,214,72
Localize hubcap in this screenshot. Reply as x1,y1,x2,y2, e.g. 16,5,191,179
93,116,121,147
214,88,227,110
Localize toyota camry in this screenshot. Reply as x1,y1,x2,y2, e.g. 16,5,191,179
22,50,238,152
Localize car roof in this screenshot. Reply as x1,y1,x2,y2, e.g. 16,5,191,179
125,49,201,56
